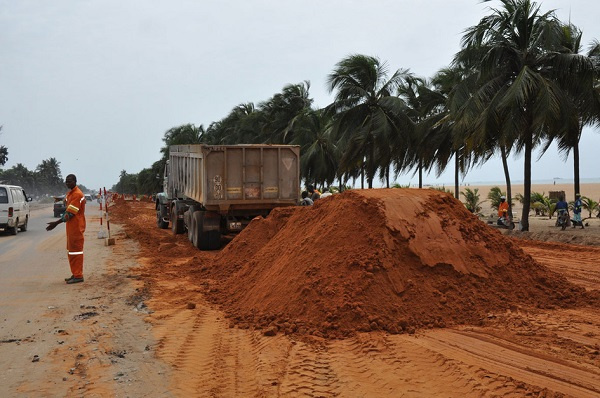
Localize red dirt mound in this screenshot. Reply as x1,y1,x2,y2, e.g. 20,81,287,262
199,189,590,338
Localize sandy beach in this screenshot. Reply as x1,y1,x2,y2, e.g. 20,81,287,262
452,182,600,217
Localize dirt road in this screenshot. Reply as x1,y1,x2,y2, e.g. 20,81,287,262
1,198,599,397
0,205,171,397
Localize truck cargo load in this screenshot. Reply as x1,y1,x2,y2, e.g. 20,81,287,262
156,144,300,250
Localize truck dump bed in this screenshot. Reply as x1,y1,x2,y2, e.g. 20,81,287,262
168,144,300,213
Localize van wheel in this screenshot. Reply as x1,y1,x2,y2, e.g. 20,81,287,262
9,219,18,235
20,217,28,232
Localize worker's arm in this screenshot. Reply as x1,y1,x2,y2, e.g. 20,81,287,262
46,208,77,231
46,219,62,231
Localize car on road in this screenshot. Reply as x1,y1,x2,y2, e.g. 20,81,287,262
0,184,32,235
53,196,66,218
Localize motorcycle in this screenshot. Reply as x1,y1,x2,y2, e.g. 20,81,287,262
497,209,515,230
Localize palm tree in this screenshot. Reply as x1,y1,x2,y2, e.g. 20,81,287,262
327,54,413,188
417,66,481,199
36,157,63,194
461,188,484,214
291,108,339,188
204,103,262,145
259,82,314,145
160,124,205,160
581,196,598,219
539,24,600,197
458,0,594,231
0,126,7,166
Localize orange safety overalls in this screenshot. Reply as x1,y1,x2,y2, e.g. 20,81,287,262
498,201,509,218
64,186,86,278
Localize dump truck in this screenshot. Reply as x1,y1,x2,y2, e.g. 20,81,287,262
155,144,300,250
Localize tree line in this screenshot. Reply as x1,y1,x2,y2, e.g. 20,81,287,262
112,0,599,231
0,157,75,197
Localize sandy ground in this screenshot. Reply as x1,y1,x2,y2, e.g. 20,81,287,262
459,182,600,219
1,193,599,397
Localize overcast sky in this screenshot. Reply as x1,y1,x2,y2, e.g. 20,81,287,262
1,0,599,190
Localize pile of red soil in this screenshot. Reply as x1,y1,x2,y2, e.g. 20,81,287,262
199,189,590,338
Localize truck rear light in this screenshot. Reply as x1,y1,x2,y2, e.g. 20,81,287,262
228,221,242,231
8,207,13,217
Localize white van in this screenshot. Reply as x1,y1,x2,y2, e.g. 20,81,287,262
0,184,32,235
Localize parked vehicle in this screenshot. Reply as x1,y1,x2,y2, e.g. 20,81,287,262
0,184,32,235
156,144,300,250
53,196,66,218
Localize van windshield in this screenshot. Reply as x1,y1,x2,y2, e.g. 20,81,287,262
0,187,8,204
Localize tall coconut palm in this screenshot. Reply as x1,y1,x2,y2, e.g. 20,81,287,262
396,74,431,189
292,108,339,188
258,81,313,144
327,54,413,188
417,66,482,199
204,103,262,145
458,0,593,231
538,25,600,198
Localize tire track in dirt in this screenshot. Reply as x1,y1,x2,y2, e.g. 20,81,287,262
329,333,517,396
407,328,600,398
150,284,286,397
519,242,600,290
277,343,343,397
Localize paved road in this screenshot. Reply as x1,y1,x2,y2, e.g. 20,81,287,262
0,205,73,394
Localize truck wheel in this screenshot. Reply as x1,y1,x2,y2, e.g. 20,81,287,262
205,230,221,250
172,218,184,235
192,211,203,249
185,210,194,242
170,202,186,235
191,211,221,250
156,209,169,229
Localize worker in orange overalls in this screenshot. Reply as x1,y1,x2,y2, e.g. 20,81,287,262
46,174,87,284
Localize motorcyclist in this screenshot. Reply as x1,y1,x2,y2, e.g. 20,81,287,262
497,196,510,226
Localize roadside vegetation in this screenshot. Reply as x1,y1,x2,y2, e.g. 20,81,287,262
0,157,89,197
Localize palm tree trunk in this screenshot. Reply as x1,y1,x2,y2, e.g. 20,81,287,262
500,145,513,220
418,159,423,189
573,125,582,197
386,167,390,188
361,165,364,189
367,146,374,189
521,129,533,231
454,153,459,199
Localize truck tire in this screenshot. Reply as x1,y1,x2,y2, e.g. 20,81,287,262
156,207,169,229
170,202,186,235
192,211,221,250
192,211,203,249
204,230,221,250
185,210,194,242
